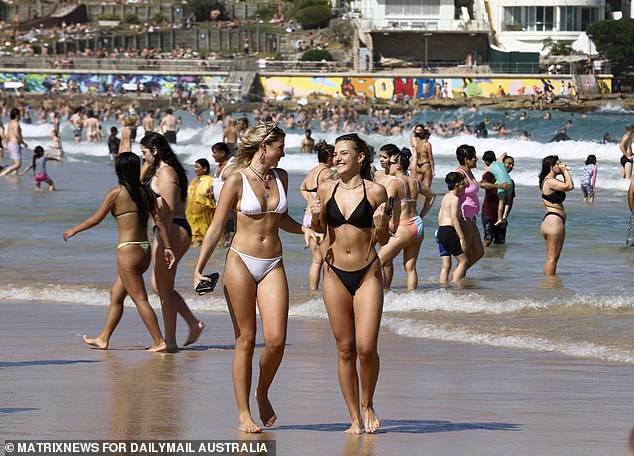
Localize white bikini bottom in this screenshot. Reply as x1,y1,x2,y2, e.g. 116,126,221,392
230,247,282,282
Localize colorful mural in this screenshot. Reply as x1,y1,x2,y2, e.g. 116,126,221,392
0,73,224,95
260,76,612,100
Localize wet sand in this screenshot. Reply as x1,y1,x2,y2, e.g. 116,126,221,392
1,300,633,455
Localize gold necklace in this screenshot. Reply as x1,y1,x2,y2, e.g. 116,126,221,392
340,180,363,190
249,164,271,198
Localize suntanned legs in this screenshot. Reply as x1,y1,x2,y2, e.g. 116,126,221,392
307,234,328,291
223,250,288,433
378,227,422,290
402,236,423,290
84,245,166,351
541,216,565,275
152,224,204,352
459,218,484,270
322,261,383,434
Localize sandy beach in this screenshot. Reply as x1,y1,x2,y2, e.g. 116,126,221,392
1,300,632,455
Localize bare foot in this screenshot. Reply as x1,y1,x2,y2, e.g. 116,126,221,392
363,407,380,434
238,414,262,433
345,421,363,435
255,390,277,427
146,342,167,352
165,344,179,353
83,335,108,349
184,321,205,346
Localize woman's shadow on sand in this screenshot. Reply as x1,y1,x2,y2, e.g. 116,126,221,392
275,418,520,434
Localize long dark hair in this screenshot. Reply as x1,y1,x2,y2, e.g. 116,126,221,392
335,133,374,180
140,132,188,201
115,152,154,227
381,143,411,174
539,155,559,189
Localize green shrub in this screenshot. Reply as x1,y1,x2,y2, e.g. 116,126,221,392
150,13,167,24
98,13,120,21
301,49,333,61
124,13,140,25
295,4,331,29
329,18,353,48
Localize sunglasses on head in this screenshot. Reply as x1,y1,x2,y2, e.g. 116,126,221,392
335,133,360,143
262,123,280,142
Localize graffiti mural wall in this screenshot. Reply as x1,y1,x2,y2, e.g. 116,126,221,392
260,76,612,100
0,73,224,95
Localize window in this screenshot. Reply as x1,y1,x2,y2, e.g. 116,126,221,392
386,0,440,17
526,6,553,31
561,6,578,31
581,7,598,30
503,7,522,31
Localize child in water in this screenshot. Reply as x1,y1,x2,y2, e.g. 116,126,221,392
19,145,56,191
436,172,468,284
580,154,597,203
482,150,513,225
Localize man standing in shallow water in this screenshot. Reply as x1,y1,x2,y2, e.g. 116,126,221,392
620,125,634,179
0,108,27,176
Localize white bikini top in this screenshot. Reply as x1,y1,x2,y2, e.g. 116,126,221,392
238,169,288,215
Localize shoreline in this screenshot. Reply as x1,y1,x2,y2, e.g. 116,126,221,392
16,92,634,116
2,299,634,454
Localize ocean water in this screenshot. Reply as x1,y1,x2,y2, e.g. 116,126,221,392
2,104,634,364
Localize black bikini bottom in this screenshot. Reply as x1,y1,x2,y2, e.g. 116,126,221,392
153,218,192,238
543,212,565,225
326,256,378,296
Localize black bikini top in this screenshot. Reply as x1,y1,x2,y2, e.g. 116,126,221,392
542,190,566,204
325,181,374,229
305,168,326,193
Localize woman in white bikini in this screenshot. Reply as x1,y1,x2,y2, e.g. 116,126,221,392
194,121,319,433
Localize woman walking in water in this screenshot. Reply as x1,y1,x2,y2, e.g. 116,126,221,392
194,121,318,433
299,140,336,290
539,155,574,275
310,133,389,434
455,144,484,273
63,152,170,351
141,132,205,352
378,144,435,289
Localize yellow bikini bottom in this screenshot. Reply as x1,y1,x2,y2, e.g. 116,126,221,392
117,241,150,253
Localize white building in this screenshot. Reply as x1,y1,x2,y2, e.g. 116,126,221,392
349,0,627,60
488,0,605,54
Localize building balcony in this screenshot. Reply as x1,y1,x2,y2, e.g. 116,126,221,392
359,18,490,33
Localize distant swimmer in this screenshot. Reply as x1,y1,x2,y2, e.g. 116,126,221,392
158,108,178,144
620,125,634,179
411,126,435,189
549,127,571,143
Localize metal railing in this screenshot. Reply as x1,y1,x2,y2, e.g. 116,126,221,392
0,55,613,76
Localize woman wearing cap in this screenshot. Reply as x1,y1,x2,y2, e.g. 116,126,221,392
378,144,435,289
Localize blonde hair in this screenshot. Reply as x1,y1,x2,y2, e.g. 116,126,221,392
235,120,285,169
123,115,137,127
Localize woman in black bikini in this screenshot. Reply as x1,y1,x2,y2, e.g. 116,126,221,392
299,140,336,290
310,133,389,434
140,132,205,352
539,155,574,276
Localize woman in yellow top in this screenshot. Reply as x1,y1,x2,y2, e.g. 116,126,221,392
186,158,216,246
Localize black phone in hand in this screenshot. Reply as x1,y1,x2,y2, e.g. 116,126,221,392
195,272,220,294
